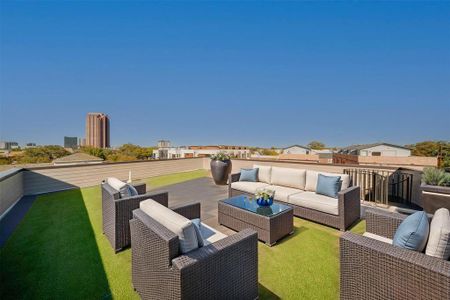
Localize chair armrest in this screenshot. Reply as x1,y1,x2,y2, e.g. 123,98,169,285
115,191,169,220
338,186,361,230
173,228,257,270
172,202,201,220
117,190,168,206
131,209,180,265
340,232,450,299
172,229,258,294
132,182,146,195
365,208,406,239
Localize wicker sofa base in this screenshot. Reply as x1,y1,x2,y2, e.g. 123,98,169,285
218,199,294,246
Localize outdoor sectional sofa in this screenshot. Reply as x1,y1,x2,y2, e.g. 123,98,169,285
101,179,169,252
229,165,361,231
340,209,450,299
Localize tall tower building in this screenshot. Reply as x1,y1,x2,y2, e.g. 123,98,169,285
85,113,110,148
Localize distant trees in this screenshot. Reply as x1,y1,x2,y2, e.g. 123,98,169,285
406,141,450,168
260,148,279,156
4,145,71,164
307,141,326,150
80,144,154,162
0,144,156,165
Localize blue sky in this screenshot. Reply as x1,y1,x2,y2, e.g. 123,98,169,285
1,2,449,148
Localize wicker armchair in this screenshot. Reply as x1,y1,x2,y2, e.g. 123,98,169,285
130,202,259,300
340,209,450,300
101,181,168,253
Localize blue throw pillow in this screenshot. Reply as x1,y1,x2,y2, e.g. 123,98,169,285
239,168,258,182
119,184,138,198
393,211,429,252
316,174,341,198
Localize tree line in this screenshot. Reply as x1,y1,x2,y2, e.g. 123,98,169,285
0,144,155,165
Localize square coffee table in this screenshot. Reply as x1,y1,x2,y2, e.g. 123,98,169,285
218,195,294,246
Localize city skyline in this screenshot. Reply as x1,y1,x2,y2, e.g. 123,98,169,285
1,2,449,147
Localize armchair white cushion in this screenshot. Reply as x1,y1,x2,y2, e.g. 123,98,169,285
363,232,393,244
426,208,450,260
140,199,199,254
106,177,127,191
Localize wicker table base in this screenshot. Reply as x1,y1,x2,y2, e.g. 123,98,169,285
218,199,294,246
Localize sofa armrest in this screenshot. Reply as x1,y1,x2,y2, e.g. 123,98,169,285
340,232,450,299
172,229,258,298
228,173,241,197
365,208,407,239
172,202,201,220
337,186,361,230
132,182,146,195
229,172,241,184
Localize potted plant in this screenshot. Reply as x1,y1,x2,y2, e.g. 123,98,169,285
420,167,450,214
255,188,275,207
210,152,232,185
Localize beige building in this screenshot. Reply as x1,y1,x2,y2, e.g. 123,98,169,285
85,113,110,148
154,143,250,159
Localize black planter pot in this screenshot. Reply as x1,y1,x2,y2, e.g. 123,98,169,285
210,159,232,185
421,184,450,214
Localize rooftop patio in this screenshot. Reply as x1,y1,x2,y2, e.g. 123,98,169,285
0,170,365,299
1,158,449,299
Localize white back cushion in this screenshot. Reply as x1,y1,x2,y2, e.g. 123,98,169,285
270,167,306,190
305,170,350,192
426,208,450,260
253,165,272,183
106,177,127,191
140,199,199,254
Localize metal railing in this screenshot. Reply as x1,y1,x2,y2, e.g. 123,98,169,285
344,168,413,206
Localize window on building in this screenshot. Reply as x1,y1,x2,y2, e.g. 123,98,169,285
372,152,381,156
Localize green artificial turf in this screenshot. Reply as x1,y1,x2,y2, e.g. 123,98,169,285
0,169,365,299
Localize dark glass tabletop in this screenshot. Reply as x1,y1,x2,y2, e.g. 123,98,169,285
222,195,292,217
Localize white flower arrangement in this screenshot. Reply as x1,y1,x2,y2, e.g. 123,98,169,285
255,188,275,201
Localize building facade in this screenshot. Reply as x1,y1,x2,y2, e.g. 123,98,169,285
153,143,251,159
64,136,78,149
282,145,311,155
0,141,19,150
339,143,411,157
85,113,110,148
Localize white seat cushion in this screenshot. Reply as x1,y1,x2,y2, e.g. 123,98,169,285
266,185,303,202
426,208,450,260
363,232,393,244
140,199,199,254
253,164,272,184
305,171,350,192
270,167,306,190
106,177,127,191
288,191,339,215
192,219,228,246
231,181,270,194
